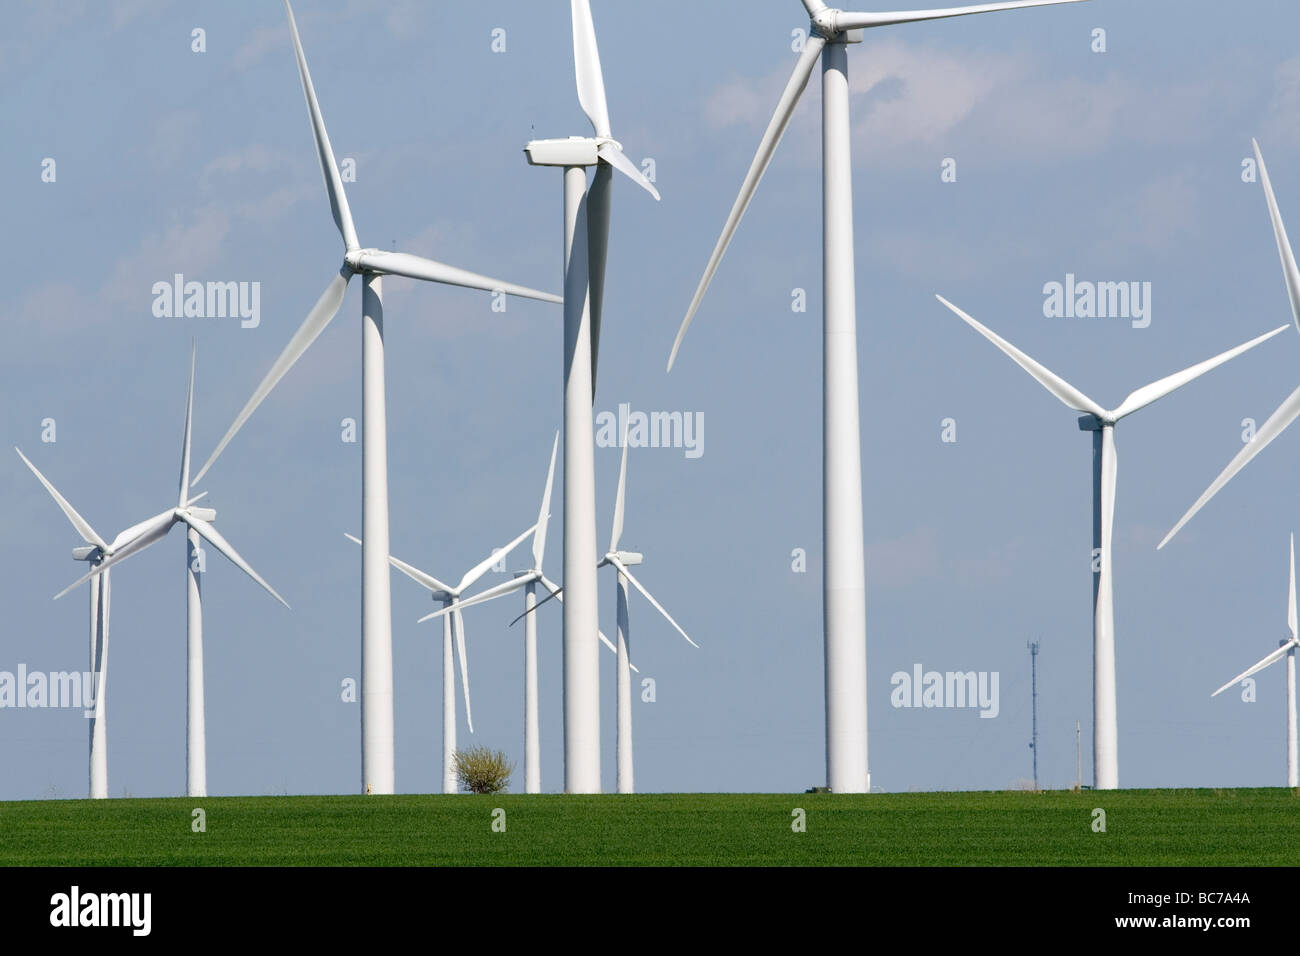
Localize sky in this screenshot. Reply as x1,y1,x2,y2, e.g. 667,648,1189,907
2,0,1300,799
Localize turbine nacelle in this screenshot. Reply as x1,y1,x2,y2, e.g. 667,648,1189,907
809,11,865,42
525,136,603,168
606,550,643,567
71,545,103,563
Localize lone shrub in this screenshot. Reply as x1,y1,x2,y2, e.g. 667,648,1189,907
454,746,514,794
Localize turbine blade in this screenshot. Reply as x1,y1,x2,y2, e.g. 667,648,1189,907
534,572,628,664
610,416,629,553
418,573,535,624
1159,382,1300,549
1255,140,1300,335
284,0,359,251
587,162,612,396
459,524,538,593
1110,326,1287,421
192,267,352,486
1212,642,1297,697
609,556,699,648
453,607,473,734
936,295,1106,418
55,511,177,599
358,250,561,304
1291,533,1297,642
14,448,107,549
666,34,826,372
183,513,290,608
571,0,611,138
178,342,195,507
533,432,559,570
597,143,660,201
835,0,1088,31
345,533,455,594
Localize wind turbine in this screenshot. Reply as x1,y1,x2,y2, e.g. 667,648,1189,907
665,0,1088,794
599,428,698,794
16,450,113,799
1212,534,1299,788
418,433,635,793
1161,142,1300,548
523,0,661,794
937,295,1285,789
193,0,560,796
19,346,288,799
347,525,536,794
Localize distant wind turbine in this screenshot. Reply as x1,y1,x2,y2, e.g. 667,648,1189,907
1161,141,1300,548
666,0,1089,794
1212,534,1299,788
195,0,560,796
937,295,1284,789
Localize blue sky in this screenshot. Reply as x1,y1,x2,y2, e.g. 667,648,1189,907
2,0,1300,798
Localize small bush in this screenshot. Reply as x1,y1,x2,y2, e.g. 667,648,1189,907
454,747,514,794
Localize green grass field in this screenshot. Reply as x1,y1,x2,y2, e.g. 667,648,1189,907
1,789,1296,866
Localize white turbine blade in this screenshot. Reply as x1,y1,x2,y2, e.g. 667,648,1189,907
358,250,562,304
178,342,195,506
453,607,473,733
344,533,456,594
597,143,660,201
533,432,559,570
936,295,1106,418
55,511,177,600
14,448,107,549
587,162,612,396
1159,382,1300,549
1255,140,1300,334
1110,326,1288,421
183,513,290,609
418,573,535,624
192,267,352,486
1291,533,1297,641
458,523,539,593
835,0,1088,31
284,0,358,251
666,34,826,372
610,417,629,553
609,555,699,648
571,0,611,138
1212,641,1298,697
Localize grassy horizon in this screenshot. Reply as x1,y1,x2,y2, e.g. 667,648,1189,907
1,789,1296,866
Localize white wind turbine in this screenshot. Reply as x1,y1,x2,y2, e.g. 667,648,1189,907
1212,534,1299,788
666,0,1088,794
193,0,561,796
1161,142,1300,548
600,429,698,794
418,433,633,793
523,0,661,794
937,296,1285,789
19,346,288,799
347,525,536,794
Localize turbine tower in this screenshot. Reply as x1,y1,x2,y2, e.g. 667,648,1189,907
1161,142,1300,546
523,0,660,793
195,0,560,795
937,296,1284,788
1211,534,1299,788
666,0,1088,793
